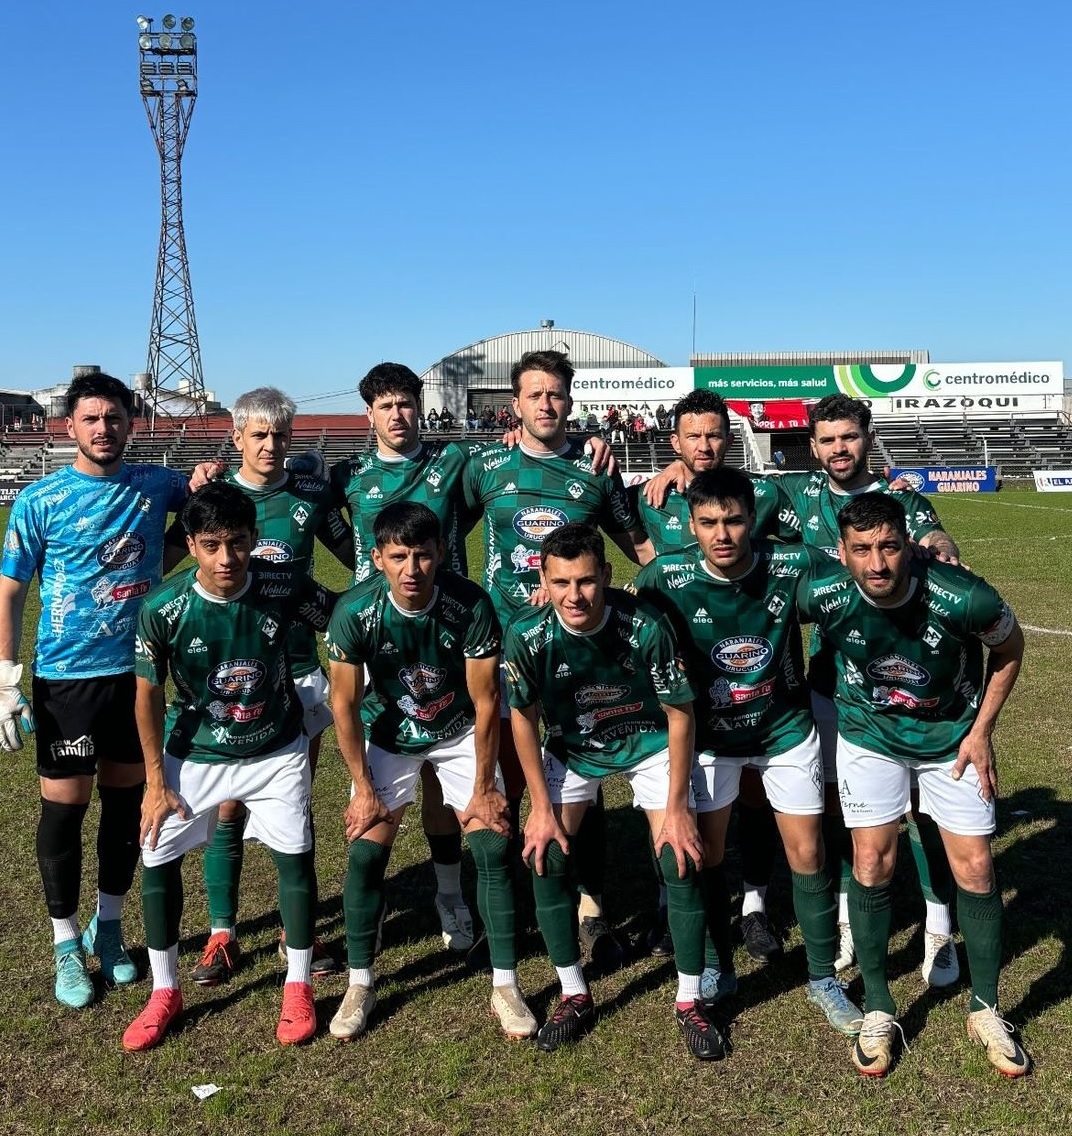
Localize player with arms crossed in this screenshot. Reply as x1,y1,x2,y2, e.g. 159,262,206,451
504,522,726,1061
0,372,194,1009
189,386,353,985
798,493,1029,1078
124,481,338,1051
324,502,536,1042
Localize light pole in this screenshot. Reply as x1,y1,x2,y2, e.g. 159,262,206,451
137,14,205,429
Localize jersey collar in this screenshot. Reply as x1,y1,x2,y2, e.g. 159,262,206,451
554,604,612,637
387,584,439,618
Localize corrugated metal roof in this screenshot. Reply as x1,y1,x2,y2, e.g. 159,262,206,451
691,350,930,366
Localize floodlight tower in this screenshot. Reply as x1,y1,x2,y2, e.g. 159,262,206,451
136,14,205,425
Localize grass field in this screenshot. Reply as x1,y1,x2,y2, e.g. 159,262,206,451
0,487,1070,1136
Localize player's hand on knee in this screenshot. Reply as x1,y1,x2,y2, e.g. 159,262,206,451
654,811,704,879
140,786,186,850
344,784,389,842
522,810,567,876
952,732,997,801
461,788,510,836
0,661,35,752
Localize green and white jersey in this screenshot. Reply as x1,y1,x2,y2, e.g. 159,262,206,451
634,541,817,757
325,569,500,756
463,440,641,626
797,558,1015,762
631,472,801,555
134,565,336,763
330,441,483,584
779,470,946,697
224,470,349,678
503,587,693,779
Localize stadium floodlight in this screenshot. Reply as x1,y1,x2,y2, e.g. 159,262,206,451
139,33,152,50
180,16,195,31
162,13,177,28
179,33,195,49
136,15,151,30
158,32,172,49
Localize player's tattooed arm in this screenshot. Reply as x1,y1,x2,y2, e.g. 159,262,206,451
135,677,187,850
952,616,1024,801
652,701,704,878
513,703,569,875
643,460,689,508
459,654,509,836
917,530,962,566
329,659,390,841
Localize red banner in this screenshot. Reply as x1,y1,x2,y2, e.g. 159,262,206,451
726,399,815,430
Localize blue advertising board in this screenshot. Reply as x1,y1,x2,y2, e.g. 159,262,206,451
889,467,998,493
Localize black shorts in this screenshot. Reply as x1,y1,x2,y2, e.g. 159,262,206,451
32,673,143,779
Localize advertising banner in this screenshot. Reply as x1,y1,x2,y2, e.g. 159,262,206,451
890,467,999,493
1033,470,1072,492
570,368,694,415
725,399,814,430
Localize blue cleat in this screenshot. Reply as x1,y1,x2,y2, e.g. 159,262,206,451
54,939,94,1009
83,915,138,986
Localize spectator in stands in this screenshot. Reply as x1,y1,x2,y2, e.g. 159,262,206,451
428,408,440,432
440,408,455,431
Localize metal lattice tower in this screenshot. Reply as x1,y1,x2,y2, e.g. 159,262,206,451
136,14,204,425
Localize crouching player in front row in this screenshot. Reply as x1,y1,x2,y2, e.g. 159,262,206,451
504,522,727,1060
123,481,338,1051
325,502,537,1042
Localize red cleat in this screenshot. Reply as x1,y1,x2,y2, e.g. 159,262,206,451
123,988,183,1052
277,981,317,1046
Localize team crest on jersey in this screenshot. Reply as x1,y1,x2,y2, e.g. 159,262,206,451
253,539,293,562
711,637,772,674
261,617,280,642
400,663,446,698
575,684,629,709
291,504,310,527
97,532,146,569
866,655,929,686
208,659,267,696
511,545,540,574
922,625,943,649
767,595,786,617
512,506,569,542
567,481,585,500
426,467,444,487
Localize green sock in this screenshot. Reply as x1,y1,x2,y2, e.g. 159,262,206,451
847,875,895,1015
272,849,314,951
142,857,184,950
530,840,580,966
700,864,734,971
468,829,516,969
203,818,244,928
791,866,837,979
906,815,953,905
659,844,705,976
344,839,392,969
957,885,1002,1010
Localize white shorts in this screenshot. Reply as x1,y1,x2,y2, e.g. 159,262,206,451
142,734,313,866
693,729,824,815
365,725,504,814
295,669,332,740
811,691,839,784
836,734,996,836
542,747,693,812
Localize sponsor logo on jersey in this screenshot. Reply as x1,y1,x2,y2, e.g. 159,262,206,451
189,636,208,653
694,606,712,624
820,594,850,614
97,532,146,569
379,642,397,654
666,517,682,530
576,702,643,734
400,663,446,698
575,684,630,709
711,636,772,674
93,577,150,606
208,659,267,696
567,481,585,500
74,515,93,533
482,453,512,473
512,506,569,542
366,486,383,499
806,516,820,531
866,654,929,685
778,507,801,531
4,531,19,553
259,582,291,597
253,539,293,562
511,544,541,574
926,581,963,606
555,662,571,678
397,691,456,721
813,580,847,597
208,700,266,722
846,628,866,644
50,735,94,761
708,677,775,708
871,686,939,711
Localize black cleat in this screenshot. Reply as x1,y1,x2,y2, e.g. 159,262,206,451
192,932,240,986
536,994,596,1052
580,916,627,975
645,909,674,958
675,1001,729,1061
740,912,781,963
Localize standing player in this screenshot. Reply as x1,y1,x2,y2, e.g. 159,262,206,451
781,395,960,982
190,387,353,985
324,503,536,1042
633,468,861,1035
636,389,798,961
463,350,655,964
504,523,726,1061
123,482,337,1051
0,372,191,1009
798,494,1028,1077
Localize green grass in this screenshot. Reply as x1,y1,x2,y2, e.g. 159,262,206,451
1,488,1070,1135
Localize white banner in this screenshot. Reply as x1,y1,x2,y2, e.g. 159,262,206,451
1033,470,1072,492
570,368,694,415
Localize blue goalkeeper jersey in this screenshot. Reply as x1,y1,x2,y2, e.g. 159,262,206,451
1,463,188,679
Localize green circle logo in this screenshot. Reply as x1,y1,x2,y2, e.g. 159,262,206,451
835,364,917,398
923,369,941,391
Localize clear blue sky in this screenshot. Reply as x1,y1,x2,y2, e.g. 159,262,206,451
0,1,1067,412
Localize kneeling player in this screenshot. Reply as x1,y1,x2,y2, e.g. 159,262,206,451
123,482,337,1052
504,522,725,1061
325,503,536,1042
